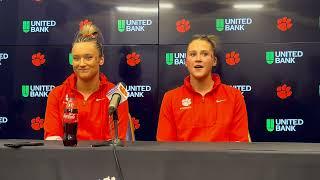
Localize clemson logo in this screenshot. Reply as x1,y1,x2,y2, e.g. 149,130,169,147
176,19,191,33
31,116,44,131
226,51,240,66
182,98,191,107
126,52,141,67
32,52,46,67
277,84,292,99
277,17,293,32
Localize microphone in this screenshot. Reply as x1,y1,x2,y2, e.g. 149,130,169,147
107,82,128,115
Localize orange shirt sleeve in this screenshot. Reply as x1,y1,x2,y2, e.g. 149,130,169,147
229,91,249,142
43,89,63,139
157,92,177,141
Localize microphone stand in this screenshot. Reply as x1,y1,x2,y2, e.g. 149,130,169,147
91,110,125,180
111,110,124,147
91,109,124,147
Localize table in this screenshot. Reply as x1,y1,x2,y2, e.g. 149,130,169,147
1,140,320,180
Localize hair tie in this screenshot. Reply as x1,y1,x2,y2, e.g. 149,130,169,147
81,34,96,38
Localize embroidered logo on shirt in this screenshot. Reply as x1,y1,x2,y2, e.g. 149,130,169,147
216,99,226,103
182,98,191,107
96,98,106,102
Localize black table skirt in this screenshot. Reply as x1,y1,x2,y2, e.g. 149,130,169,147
1,140,320,180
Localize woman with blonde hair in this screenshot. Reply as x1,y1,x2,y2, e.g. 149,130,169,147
44,23,129,141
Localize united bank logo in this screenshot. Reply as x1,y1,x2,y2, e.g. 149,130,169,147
277,17,293,32
22,20,57,33
0,116,8,129
117,19,152,32
216,18,253,31
126,85,151,98
32,52,46,66
0,53,8,65
126,52,141,67
266,118,304,132
0,116,8,124
69,53,73,65
165,52,186,65
266,50,303,64
225,51,240,66
176,19,191,33
22,85,55,98
232,85,252,94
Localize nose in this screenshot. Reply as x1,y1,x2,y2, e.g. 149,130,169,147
79,58,86,66
195,54,202,62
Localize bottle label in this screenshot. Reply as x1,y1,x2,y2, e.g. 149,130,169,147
63,110,78,123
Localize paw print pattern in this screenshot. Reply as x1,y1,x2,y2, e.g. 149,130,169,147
226,51,240,66
182,98,191,107
277,84,292,99
32,52,46,67
277,17,293,31
126,52,141,67
31,116,44,131
131,117,140,130
176,19,191,33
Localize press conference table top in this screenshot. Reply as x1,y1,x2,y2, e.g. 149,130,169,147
2,139,320,152
1,140,320,180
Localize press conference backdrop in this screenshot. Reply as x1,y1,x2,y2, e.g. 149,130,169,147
0,0,319,142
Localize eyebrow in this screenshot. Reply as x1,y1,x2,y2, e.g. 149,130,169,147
73,53,93,56
188,50,210,53
201,50,210,52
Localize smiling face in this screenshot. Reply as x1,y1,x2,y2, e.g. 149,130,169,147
71,41,104,82
186,39,217,81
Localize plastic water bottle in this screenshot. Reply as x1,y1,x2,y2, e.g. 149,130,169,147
63,97,78,146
